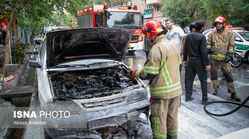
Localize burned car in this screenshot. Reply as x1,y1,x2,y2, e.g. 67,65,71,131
29,28,151,138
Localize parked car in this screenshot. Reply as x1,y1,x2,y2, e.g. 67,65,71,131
203,28,249,63
29,28,151,138
232,29,249,62
203,28,215,39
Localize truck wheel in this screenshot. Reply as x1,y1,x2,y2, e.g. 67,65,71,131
231,53,242,67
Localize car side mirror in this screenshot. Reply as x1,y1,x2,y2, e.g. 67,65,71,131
235,37,243,42
29,60,42,68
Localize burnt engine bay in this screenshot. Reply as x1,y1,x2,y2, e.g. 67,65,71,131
50,65,137,100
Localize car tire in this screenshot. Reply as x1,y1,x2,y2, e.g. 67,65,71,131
231,53,242,67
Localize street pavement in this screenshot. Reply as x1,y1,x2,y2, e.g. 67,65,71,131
125,50,249,139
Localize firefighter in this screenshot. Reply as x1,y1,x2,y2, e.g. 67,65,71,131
131,19,182,139
207,16,241,102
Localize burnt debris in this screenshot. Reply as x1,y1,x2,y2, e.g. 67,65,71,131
50,65,137,99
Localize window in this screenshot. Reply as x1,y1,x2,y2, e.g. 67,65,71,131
234,32,243,42
238,32,249,41
106,12,143,27
156,5,161,12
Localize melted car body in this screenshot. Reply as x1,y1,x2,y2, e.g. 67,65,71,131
31,28,151,138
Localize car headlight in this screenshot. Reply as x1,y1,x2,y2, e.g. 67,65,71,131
127,89,148,103
44,100,81,115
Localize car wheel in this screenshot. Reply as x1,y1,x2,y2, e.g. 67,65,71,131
231,53,242,67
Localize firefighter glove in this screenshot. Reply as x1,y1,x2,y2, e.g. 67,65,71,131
130,69,139,78
207,48,213,54
225,53,233,63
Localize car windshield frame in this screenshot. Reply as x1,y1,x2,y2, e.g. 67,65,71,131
106,12,143,27
238,31,249,42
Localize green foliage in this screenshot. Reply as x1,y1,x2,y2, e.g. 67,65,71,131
0,0,89,34
225,0,249,27
203,0,249,27
64,0,90,16
16,4,53,34
161,0,249,28
161,0,207,28
51,12,77,27
11,42,26,64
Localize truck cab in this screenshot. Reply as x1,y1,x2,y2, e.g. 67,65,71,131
77,4,146,55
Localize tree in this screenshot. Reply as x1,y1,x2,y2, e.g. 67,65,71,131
229,0,249,28
161,0,207,28
64,0,90,17
203,0,249,27
0,0,89,70
161,0,249,28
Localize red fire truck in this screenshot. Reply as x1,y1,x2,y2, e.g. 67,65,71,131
77,4,146,54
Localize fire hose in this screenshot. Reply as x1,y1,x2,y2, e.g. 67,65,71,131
204,96,249,116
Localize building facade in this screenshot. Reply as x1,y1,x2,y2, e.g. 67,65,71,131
144,0,163,22
132,0,146,15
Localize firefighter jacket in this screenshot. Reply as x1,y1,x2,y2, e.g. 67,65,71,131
207,28,235,60
135,35,182,99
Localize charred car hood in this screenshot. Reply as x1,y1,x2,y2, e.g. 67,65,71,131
46,28,133,68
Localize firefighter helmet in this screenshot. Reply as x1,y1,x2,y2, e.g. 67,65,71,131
214,16,226,27
142,19,163,40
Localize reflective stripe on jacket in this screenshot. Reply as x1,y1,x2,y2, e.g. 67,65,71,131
210,54,226,60
136,35,182,99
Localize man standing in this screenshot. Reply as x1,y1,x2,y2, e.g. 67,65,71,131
184,22,195,96
207,16,240,102
165,19,185,72
131,19,182,139
183,21,210,104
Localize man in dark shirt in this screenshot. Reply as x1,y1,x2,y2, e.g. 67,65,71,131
183,20,210,104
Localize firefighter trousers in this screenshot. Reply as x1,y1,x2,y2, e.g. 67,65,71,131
151,96,181,139
185,57,207,101
210,60,236,93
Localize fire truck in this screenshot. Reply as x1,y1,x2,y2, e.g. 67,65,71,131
77,4,146,55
